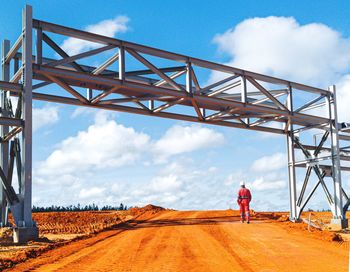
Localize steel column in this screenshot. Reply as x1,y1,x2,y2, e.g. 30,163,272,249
1,40,10,226
21,5,34,227
286,86,298,221
36,27,42,65
241,74,248,124
119,46,125,81
328,85,344,219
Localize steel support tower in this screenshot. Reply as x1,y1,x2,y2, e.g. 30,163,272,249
0,5,349,242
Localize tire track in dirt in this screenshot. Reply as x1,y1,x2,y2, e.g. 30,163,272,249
196,221,255,271
6,228,129,272
29,212,172,272
193,211,348,271
27,210,180,272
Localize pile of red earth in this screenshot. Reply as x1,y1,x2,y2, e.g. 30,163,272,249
0,205,167,269
255,211,343,242
33,211,124,234
129,204,167,220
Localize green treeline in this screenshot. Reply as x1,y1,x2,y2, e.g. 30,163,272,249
32,203,129,212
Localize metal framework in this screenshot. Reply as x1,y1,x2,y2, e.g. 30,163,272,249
1,6,350,239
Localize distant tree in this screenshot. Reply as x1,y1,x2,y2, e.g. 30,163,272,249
32,202,129,212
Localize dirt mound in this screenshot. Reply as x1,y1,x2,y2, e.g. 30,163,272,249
33,211,123,235
255,212,286,220
279,218,343,242
129,204,166,219
0,210,131,270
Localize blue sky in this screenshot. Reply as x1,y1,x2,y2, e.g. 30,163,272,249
1,0,350,211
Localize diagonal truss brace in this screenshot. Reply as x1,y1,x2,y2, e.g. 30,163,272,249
293,135,337,218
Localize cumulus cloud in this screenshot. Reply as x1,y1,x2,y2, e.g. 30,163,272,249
251,152,287,172
70,107,97,119
124,159,227,209
33,111,228,207
153,124,224,163
213,16,350,86
250,177,285,191
33,104,59,132
212,16,350,122
334,75,350,121
150,174,183,193
61,16,129,55
79,187,106,199
225,171,247,186
36,111,150,178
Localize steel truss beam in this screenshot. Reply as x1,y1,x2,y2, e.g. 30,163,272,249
1,5,349,237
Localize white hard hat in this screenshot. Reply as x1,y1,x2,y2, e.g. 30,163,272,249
240,181,245,186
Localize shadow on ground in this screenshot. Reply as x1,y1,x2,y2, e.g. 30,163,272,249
114,214,274,231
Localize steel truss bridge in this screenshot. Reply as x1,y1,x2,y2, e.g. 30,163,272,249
0,5,350,241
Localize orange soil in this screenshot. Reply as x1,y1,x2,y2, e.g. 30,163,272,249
0,210,131,269
4,208,348,272
32,210,126,234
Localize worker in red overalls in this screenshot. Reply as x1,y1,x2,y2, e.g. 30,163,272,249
237,181,252,224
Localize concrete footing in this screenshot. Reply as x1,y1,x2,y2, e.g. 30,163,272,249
328,219,349,231
13,226,39,243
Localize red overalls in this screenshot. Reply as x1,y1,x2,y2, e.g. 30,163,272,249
237,188,252,222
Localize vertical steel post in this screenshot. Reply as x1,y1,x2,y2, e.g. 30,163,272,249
21,5,34,227
1,40,10,226
328,85,344,220
186,61,192,95
86,89,93,100
36,28,42,65
14,59,19,74
119,45,125,81
241,75,248,124
148,100,154,110
241,75,247,103
286,85,298,221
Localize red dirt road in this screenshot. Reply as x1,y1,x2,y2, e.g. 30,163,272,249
7,210,348,272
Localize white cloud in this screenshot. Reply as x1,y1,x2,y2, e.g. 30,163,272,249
335,75,350,121
36,111,150,178
251,152,286,172
33,104,59,132
33,111,229,206
71,107,96,119
150,174,183,193
213,16,350,87
212,16,350,122
250,177,285,191
225,171,246,186
125,159,224,209
153,124,224,162
79,187,106,199
61,16,129,55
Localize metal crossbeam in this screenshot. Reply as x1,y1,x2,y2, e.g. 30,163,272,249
42,33,85,72
46,44,115,68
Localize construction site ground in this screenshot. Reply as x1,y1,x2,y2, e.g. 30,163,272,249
0,206,349,271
